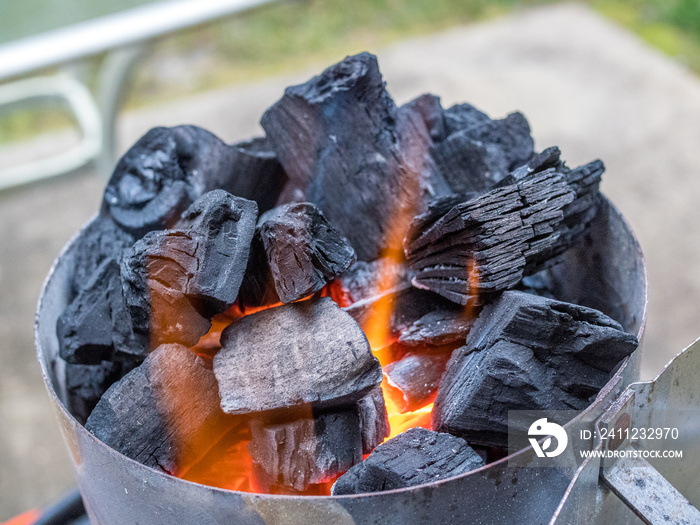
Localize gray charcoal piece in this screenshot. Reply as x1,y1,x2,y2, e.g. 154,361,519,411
121,230,212,347
214,297,382,414
69,216,135,299
242,202,356,305
58,258,147,365
443,102,491,136
65,360,123,425
261,52,440,260
398,309,476,347
248,408,363,492
432,291,638,447
401,94,447,142
384,350,453,412
356,386,390,454
86,344,240,476
331,427,484,495
103,125,237,236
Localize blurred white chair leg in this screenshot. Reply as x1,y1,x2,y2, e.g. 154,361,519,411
0,75,102,190
96,43,146,178
0,43,144,190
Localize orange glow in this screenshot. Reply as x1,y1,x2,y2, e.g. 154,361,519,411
2,509,41,525
181,426,254,492
174,153,466,494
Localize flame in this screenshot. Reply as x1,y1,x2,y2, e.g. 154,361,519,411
169,139,475,494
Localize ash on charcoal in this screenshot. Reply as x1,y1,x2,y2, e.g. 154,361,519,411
331,427,484,494
432,291,638,447
121,191,257,346
65,360,123,424
356,386,390,453
405,154,603,304
261,52,443,260
58,258,147,365
86,343,240,475
398,309,476,348
214,297,382,414
69,216,134,299
384,349,454,412
249,408,363,493
103,126,238,236
240,202,356,305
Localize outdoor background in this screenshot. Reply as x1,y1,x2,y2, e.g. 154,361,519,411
1,0,699,519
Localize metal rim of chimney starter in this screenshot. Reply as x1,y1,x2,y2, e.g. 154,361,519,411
35,196,648,525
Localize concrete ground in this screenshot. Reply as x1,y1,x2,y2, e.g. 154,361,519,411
2,3,700,519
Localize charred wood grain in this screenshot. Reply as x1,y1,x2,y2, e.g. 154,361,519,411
405,163,601,304
398,308,476,348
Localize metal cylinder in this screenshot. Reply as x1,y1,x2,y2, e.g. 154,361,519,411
35,197,647,525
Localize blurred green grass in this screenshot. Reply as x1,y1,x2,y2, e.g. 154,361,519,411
2,0,699,146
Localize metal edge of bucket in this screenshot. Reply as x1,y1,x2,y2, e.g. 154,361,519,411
34,196,648,525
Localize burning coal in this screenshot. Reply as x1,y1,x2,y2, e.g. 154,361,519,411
57,52,638,496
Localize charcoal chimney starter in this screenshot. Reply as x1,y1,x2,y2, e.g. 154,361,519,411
36,196,648,525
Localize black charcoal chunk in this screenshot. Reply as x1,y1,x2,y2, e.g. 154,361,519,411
65,360,123,424
432,112,534,193
174,190,258,314
241,202,356,305
215,137,288,214
402,94,446,142
432,291,638,447
398,309,476,347
249,408,363,492
103,126,236,236
261,52,437,260
405,166,594,304
331,427,484,494
214,297,382,414
58,258,147,365
443,103,491,136
121,191,257,346
384,350,453,412
356,387,390,454
86,344,240,476
69,216,135,298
